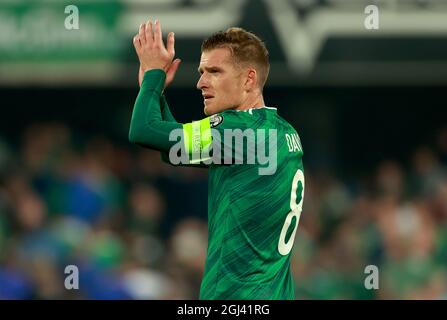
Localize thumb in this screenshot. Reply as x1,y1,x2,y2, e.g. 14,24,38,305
168,58,181,78
165,58,181,88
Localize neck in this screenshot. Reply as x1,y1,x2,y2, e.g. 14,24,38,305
234,91,265,111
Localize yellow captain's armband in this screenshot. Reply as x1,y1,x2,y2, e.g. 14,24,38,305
182,117,213,164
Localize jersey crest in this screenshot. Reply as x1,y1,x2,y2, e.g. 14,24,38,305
209,114,223,128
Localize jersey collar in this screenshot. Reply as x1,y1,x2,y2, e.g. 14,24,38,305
237,106,278,114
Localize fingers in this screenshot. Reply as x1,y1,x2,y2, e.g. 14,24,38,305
166,32,175,56
138,23,146,45
154,20,163,48
133,35,141,52
165,58,182,88
169,58,181,78
136,19,174,63
171,58,181,74
145,20,154,46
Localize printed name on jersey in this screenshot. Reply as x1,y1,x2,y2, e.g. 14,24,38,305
285,133,302,152
209,114,223,128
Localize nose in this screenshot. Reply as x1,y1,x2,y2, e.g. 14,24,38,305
197,73,208,90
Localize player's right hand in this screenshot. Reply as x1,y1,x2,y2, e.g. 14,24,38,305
134,20,181,88
133,20,176,75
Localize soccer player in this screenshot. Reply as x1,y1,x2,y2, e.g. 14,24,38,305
129,20,305,300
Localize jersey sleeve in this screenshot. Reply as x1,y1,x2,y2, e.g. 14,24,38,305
159,94,179,163
128,69,211,167
160,94,176,123
128,69,183,151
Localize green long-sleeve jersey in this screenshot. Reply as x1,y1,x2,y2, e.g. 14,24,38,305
129,70,305,300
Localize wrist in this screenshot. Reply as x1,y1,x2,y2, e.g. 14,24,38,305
141,66,167,74
141,69,167,93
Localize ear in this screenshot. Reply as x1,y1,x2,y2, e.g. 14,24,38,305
244,68,257,91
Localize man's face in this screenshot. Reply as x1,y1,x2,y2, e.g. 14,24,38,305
196,48,246,116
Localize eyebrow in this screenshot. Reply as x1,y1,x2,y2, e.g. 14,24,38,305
197,65,224,74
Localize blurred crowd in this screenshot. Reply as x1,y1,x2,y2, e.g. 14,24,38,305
0,122,447,299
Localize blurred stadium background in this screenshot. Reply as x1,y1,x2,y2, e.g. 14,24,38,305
1,0,447,299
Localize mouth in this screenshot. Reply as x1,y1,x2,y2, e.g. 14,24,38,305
203,94,214,103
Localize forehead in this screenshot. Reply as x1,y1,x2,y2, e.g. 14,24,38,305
199,47,234,68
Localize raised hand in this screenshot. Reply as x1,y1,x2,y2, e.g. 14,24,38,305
134,20,181,88
133,20,175,74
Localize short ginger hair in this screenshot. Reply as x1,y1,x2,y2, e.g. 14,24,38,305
201,27,270,89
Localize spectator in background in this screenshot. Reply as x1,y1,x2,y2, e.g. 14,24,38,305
1,121,447,299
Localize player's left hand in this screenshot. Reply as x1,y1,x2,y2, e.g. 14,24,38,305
133,20,176,75
138,58,181,88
